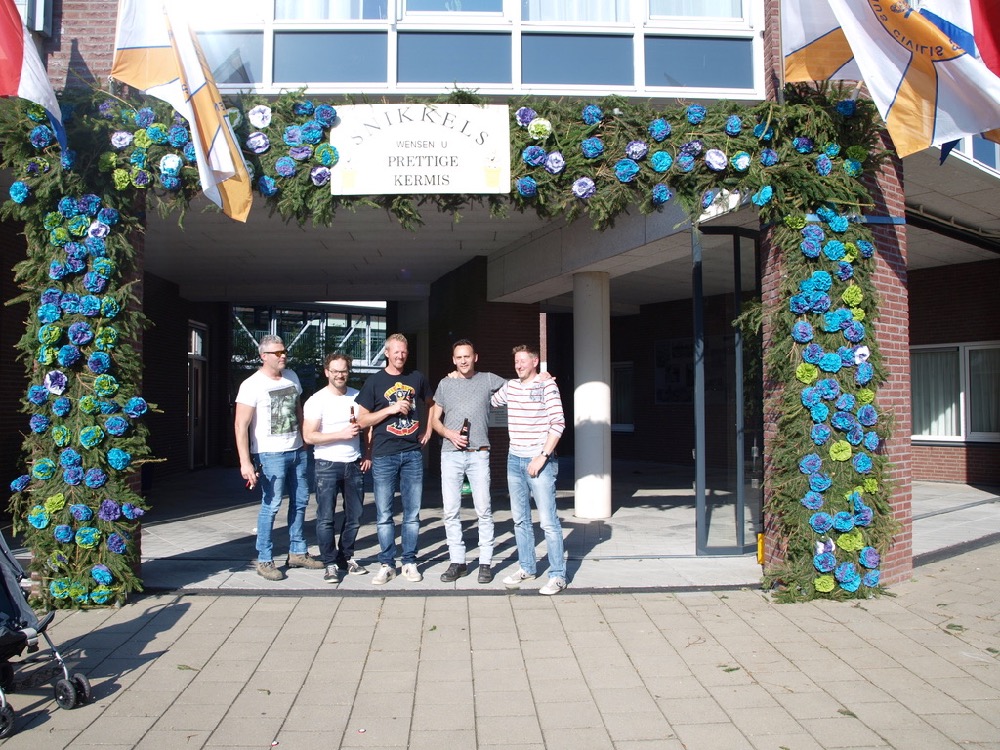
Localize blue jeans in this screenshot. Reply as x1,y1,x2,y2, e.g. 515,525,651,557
255,447,310,563
441,450,493,565
507,454,565,580
314,458,365,567
371,449,423,565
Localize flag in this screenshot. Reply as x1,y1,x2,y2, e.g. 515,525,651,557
111,0,252,222
783,0,1000,159
0,0,67,149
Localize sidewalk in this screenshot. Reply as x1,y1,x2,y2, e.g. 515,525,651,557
3,542,999,748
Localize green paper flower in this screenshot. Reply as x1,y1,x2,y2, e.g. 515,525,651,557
133,130,152,148
829,440,852,461
851,308,865,321
843,242,858,262
836,528,864,551
796,363,819,384
857,388,875,404
842,286,863,306
814,575,835,593
98,152,117,172
784,215,807,230
863,478,879,493
113,168,131,190
44,492,67,513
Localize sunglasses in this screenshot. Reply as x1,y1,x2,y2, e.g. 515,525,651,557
262,350,287,357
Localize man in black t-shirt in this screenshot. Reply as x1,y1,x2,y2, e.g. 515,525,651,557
356,333,434,585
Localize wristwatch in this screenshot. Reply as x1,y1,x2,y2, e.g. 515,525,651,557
539,451,550,459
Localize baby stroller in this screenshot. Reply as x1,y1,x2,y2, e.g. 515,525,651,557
0,529,90,738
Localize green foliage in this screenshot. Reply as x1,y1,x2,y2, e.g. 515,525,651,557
1,81,894,605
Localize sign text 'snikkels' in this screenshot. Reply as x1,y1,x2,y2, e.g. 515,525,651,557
329,104,511,195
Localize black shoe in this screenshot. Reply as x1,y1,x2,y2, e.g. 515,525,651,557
440,563,469,582
477,564,494,584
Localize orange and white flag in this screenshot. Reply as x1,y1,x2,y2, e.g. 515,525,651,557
111,0,251,221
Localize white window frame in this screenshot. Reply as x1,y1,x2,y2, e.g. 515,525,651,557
911,341,1000,444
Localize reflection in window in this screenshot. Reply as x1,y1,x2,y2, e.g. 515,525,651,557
275,0,388,20
198,32,263,84
406,0,503,12
649,0,741,18
973,134,999,169
911,348,961,437
645,36,753,88
274,32,388,82
522,0,629,22
969,347,1000,434
523,34,633,86
397,33,511,83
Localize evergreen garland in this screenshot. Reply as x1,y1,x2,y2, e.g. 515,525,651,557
1,82,895,606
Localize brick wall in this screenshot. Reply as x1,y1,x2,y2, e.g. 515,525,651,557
44,0,118,91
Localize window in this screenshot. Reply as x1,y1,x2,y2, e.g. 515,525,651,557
649,0,742,19
644,35,754,89
198,32,264,84
522,34,633,86
274,32,387,82
397,33,511,83
522,1,630,23
911,343,1000,442
612,362,634,431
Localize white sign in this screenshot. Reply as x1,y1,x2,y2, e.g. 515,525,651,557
329,104,511,195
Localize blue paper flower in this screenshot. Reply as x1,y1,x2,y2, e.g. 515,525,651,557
800,240,821,259
856,361,874,385
315,104,337,127
759,148,778,167
863,431,880,451
124,397,148,418
29,125,53,148
515,176,537,198
803,343,825,365
258,176,278,197
650,151,672,172
651,184,672,206
809,512,834,533
9,475,30,492
792,321,814,343
815,155,832,176
833,511,855,532
105,415,129,436
836,262,854,281
832,411,857,432
752,123,773,141
859,547,880,569
823,240,846,261
856,240,875,258
855,505,874,526
60,448,82,468
835,394,856,411
63,467,83,485
810,424,832,446
799,453,822,475
751,186,773,206
817,378,840,400
809,472,832,492
857,404,878,426
686,105,706,124
818,353,842,373
32,458,56,480
122,503,145,520
70,504,93,521
50,579,70,599
852,453,873,474
54,524,74,543
843,321,866,343
801,387,821,408
724,115,742,135
801,491,824,510
75,527,101,548
731,151,751,171
614,159,640,183
676,154,695,172
91,564,113,585
844,159,863,177
107,448,132,471
813,552,836,572
793,137,814,153
28,505,50,529
84,468,108,488
80,426,105,449
837,99,857,116
581,104,603,125
648,118,671,141
861,570,880,587
581,138,604,159
9,181,30,203
522,145,546,166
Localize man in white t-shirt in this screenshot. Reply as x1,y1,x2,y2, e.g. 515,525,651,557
235,335,323,581
303,352,371,584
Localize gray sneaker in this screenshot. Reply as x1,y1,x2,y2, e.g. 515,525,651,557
539,577,567,596
256,560,285,581
324,565,340,584
502,569,536,588
345,559,368,575
288,552,324,569
372,564,396,585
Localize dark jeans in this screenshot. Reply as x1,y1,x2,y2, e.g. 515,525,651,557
314,458,365,567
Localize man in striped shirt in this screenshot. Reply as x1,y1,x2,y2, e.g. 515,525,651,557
490,344,567,595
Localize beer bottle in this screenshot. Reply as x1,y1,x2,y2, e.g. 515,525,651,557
349,406,357,424
459,418,470,442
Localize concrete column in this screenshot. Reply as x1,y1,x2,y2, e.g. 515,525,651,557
573,272,612,519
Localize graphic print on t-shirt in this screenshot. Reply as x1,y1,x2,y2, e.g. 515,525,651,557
269,385,299,436
383,381,419,436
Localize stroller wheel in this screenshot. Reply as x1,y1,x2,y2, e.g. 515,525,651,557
71,673,92,705
0,703,15,738
54,678,77,710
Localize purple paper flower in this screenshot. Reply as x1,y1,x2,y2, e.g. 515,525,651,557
515,107,537,127
70,504,93,521
314,104,337,127
63,467,83,485
793,137,814,153
543,151,565,174
68,322,94,345
98,499,122,521
859,546,880,569
801,387,821,408
246,132,270,154
651,184,672,206
792,321,814,343
275,157,296,177
759,148,779,167
29,414,50,433
105,415,129,436
107,533,128,554
857,404,878,427
625,140,649,160
856,240,875,258
122,503,145,520
572,177,596,199
309,167,331,187
704,149,727,172
84,468,108,488
289,145,313,161
813,552,836,573
44,370,67,395
798,453,822,475
802,343,825,365
843,321,866,343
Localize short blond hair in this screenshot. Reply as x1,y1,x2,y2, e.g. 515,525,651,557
386,333,408,349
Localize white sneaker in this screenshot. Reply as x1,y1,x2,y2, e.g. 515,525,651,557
539,577,567,596
502,569,536,588
402,563,423,582
372,564,395,585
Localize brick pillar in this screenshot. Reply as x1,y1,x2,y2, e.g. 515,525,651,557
863,139,913,584
760,225,786,569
